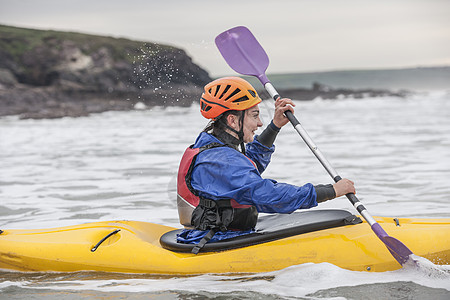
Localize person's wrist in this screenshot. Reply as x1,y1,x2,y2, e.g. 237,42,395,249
270,120,281,131
332,183,339,197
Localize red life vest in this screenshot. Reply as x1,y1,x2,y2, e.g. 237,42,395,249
176,143,258,230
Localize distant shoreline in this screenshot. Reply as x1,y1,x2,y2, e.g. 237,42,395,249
240,66,450,91
0,82,411,120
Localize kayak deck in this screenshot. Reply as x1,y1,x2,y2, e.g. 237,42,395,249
0,210,449,274
160,209,362,253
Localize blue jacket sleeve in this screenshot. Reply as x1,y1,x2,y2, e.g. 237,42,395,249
191,147,318,214
245,135,274,174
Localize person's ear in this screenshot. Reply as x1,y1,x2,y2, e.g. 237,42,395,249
226,114,239,130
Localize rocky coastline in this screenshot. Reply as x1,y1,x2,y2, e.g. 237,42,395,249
0,25,211,119
274,82,408,101
0,25,409,120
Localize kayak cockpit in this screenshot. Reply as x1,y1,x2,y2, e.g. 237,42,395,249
160,209,362,253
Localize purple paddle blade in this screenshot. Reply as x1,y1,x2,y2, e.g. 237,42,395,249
215,26,271,85
371,223,413,265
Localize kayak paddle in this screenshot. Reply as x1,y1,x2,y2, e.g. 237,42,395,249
215,26,414,266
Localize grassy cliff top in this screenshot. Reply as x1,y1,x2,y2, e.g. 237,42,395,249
0,24,174,63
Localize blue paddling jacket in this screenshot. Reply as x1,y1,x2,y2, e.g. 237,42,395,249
176,131,318,244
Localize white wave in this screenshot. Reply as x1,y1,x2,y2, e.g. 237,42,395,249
2,262,448,298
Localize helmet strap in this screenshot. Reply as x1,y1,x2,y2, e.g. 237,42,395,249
212,110,246,154
224,111,246,154
224,123,244,146
238,110,246,155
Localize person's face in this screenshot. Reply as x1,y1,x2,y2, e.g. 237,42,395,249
242,105,263,143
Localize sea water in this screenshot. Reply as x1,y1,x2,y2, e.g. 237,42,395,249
0,91,449,299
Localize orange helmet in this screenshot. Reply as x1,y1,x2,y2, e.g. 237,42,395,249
200,77,262,119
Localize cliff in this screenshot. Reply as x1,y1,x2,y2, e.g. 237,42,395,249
0,25,212,119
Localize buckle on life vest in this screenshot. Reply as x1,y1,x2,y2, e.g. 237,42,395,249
199,197,217,209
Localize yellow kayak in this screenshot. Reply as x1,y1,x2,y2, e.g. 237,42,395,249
0,209,449,274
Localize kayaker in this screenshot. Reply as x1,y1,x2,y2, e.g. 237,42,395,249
177,77,355,253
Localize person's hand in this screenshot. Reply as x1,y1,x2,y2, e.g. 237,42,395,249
333,178,356,198
273,97,295,128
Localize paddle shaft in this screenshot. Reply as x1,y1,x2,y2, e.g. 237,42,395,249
265,82,377,226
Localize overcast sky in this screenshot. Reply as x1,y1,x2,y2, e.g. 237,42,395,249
1,0,449,77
